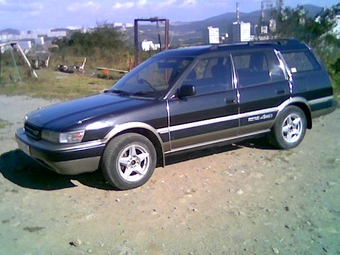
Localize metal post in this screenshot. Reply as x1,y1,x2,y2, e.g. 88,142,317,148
10,45,22,82
134,19,139,67
0,45,2,80
14,43,38,78
165,19,169,50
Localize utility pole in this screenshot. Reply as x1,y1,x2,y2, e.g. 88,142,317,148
236,2,240,23
277,0,284,14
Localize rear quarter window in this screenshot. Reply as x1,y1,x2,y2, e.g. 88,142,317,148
282,51,321,73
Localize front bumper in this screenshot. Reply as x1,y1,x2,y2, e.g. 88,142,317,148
15,128,106,175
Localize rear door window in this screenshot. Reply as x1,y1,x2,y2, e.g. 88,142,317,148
232,51,285,87
232,51,270,87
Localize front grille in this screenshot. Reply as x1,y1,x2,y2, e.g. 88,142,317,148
24,122,42,140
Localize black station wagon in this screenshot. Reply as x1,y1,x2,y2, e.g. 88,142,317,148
16,39,338,190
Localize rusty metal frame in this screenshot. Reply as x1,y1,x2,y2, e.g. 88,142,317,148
0,41,38,79
134,18,169,67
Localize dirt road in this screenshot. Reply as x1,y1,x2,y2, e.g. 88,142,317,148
0,95,339,255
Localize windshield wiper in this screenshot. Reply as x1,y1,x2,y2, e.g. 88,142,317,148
104,89,130,96
131,91,162,97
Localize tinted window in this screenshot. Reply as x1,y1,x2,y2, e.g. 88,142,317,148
233,52,271,87
181,56,233,95
112,56,193,96
282,51,321,73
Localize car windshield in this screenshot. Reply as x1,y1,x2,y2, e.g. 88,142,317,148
108,55,193,98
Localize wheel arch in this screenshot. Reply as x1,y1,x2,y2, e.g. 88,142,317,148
278,98,312,129
287,102,312,129
104,122,165,167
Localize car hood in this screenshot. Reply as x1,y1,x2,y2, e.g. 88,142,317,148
25,93,154,130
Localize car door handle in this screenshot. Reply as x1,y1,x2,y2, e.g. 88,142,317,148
224,98,236,104
276,90,285,95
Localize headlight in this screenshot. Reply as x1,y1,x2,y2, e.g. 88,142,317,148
41,130,85,144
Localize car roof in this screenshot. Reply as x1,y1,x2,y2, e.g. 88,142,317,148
156,39,310,58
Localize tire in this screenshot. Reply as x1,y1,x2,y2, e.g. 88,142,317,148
101,133,157,190
269,106,307,149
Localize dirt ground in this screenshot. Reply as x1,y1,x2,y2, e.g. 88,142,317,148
0,95,339,255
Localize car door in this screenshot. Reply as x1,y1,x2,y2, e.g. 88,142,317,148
166,55,239,153
232,50,291,135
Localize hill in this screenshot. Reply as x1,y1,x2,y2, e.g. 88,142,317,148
1,4,324,46
134,4,323,46
0,28,20,35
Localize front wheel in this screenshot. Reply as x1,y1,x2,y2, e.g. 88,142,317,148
269,106,307,149
101,133,157,190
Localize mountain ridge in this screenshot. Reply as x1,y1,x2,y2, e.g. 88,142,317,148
0,4,324,35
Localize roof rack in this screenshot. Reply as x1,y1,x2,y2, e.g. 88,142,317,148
248,39,301,46
209,39,301,50
210,41,248,50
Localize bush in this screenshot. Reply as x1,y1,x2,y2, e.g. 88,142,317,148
53,25,133,71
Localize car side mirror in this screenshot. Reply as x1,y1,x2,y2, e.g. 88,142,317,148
177,85,196,98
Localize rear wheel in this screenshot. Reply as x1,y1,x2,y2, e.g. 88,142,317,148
270,106,307,149
101,133,156,190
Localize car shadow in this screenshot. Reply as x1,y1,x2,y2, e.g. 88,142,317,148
0,149,114,191
165,143,240,165
238,137,278,150
165,137,275,166
0,138,276,191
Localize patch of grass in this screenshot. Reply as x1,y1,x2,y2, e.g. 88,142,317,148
0,118,11,129
330,73,340,107
0,68,117,100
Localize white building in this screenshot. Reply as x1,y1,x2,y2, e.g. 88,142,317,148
333,6,340,39
232,22,251,42
141,40,160,51
335,14,340,39
18,41,32,52
203,26,220,44
35,37,45,45
114,23,123,27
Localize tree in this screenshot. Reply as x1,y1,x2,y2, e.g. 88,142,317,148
272,6,337,46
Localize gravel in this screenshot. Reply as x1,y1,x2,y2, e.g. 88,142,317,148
0,95,339,255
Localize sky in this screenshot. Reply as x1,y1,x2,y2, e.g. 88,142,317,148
0,0,339,31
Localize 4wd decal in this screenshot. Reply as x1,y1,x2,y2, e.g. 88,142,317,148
248,113,274,122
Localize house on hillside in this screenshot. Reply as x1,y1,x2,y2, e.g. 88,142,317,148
332,4,340,39
316,3,340,39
